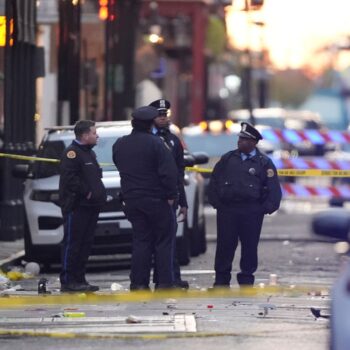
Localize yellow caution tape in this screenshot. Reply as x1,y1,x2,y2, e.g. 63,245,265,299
2,152,350,177
0,285,329,309
187,166,350,178
278,169,350,177
0,152,112,167
186,166,212,174
0,152,59,163
0,326,326,340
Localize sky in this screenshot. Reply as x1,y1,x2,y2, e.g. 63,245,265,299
226,0,350,73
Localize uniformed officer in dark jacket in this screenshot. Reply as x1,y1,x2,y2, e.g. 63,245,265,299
208,122,282,287
59,120,106,292
149,99,189,289
112,106,178,290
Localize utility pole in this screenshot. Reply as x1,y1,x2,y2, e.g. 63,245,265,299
104,0,141,120
241,0,264,125
57,0,81,125
242,0,255,125
0,0,37,240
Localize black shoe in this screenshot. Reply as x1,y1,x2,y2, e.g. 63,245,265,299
208,284,230,291
130,284,150,291
173,280,189,289
154,283,179,290
77,278,100,292
83,283,99,292
60,282,89,293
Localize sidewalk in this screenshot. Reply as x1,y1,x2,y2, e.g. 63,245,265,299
0,239,24,268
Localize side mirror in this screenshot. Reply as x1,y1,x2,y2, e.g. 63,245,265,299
12,164,32,179
192,152,209,165
184,154,195,167
312,208,350,241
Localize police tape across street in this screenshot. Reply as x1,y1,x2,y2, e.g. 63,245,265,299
2,152,350,177
0,284,329,308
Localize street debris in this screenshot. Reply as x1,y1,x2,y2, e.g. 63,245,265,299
0,273,10,290
164,298,177,304
126,315,141,324
167,304,178,310
0,284,23,295
310,307,330,320
258,303,277,317
269,274,278,285
24,262,40,276
63,311,86,318
38,278,51,294
110,282,123,291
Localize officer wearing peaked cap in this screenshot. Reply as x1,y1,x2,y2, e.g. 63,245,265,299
149,99,171,111
208,122,282,287
149,99,189,289
112,105,178,290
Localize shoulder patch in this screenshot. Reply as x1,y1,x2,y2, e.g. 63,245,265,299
267,168,275,177
67,150,76,159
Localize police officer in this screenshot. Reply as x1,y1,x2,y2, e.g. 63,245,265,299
149,99,189,289
59,120,106,292
208,122,282,287
112,106,178,290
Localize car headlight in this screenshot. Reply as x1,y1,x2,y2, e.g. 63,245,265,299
30,190,60,204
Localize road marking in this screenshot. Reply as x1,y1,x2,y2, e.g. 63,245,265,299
0,314,196,333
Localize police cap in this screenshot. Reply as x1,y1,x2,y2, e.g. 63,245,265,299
149,99,171,112
131,106,159,121
238,122,263,141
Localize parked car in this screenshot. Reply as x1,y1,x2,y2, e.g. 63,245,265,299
13,121,209,267
312,208,350,350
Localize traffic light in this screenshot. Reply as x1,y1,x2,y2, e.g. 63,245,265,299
99,0,108,20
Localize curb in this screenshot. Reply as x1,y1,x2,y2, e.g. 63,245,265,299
0,250,25,271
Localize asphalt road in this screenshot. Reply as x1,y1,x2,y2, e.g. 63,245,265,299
0,200,342,350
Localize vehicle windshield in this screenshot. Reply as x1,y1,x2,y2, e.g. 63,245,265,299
232,115,285,129
252,117,285,129
183,133,237,157
33,136,118,178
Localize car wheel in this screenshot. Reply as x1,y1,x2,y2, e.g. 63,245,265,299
176,221,190,266
24,214,60,265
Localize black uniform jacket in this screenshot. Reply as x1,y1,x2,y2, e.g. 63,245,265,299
59,141,107,214
156,127,188,208
208,148,282,214
112,129,178,201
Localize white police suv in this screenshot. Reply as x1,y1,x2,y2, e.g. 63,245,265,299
14,121,208,267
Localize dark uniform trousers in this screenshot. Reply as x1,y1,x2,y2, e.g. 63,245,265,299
153,202,181,284
60,206,100,285
214,207,264,286
124,197,175,288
